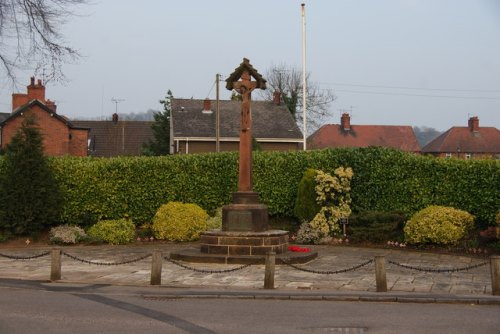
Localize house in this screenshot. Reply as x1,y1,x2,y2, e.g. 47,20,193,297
170,94,303,154
422,116,500,159
307,113,420,152
0,77,89,156
72,115,154,157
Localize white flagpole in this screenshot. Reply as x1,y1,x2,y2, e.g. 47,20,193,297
301,3,307,151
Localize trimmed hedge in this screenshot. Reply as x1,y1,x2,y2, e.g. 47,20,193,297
0,147,496,227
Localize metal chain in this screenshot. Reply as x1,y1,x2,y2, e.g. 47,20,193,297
281,258,374,275
164,256,257,274
388,260,489,273
62,252,151,266
0,251,51,260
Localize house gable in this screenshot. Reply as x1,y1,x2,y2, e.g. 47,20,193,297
0,100,89,156
170,98,302,153
422,118,500,158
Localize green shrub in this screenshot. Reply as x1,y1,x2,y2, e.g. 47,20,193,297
404,206,474,246
206,207,222,231
0,115,63,235
49,225,87,244
87,218,135,245
0,147,494,228
152,202,208,241
296,167,353,244
294,169,321,223
347,211,406,243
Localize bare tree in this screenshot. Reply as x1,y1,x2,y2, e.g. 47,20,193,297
0,0,87,83
260,63,336,133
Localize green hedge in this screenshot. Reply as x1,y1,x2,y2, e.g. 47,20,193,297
1,147,497,227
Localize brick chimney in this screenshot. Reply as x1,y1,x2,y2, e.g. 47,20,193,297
12,77,47,111
202,98,212,113
46,99,57,113
468,116,479,132
273,91,281,105
341,113,351,131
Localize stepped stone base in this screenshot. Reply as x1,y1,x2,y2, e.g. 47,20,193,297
169,229,318,264
169,247,317,265
200,230,288,256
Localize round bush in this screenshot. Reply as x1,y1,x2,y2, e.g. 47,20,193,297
404,206,474,246
49,224,87,244
87,218,135,245
152,202,208,241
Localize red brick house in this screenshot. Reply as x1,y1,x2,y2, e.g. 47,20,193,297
307,113,420,152
170,95,303,154
0,77,89,156
422,116,500,159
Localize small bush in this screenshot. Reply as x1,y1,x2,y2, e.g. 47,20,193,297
49,225,87,244
87,218,135,245
152,202,208,241
347,211,406,243
206,207,222,231
294,169,321,223
404,206,474,246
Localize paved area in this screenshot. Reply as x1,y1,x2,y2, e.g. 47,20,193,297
0,243,495,298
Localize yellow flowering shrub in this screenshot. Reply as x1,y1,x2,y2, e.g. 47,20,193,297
152,202,208,241
87,218,135,245
297,167,353,244
404,206,474,246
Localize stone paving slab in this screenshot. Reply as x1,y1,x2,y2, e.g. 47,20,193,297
0,243,494,296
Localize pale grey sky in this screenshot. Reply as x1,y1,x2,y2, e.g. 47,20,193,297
1,0,499,132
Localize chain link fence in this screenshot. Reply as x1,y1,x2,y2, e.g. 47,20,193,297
387,259,489,273
0,251,50,260
62,252,152,266
281,258,374,275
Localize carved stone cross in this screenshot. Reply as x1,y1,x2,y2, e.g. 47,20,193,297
226,58,267,192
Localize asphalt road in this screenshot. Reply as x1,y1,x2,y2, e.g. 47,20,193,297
0,280,499,334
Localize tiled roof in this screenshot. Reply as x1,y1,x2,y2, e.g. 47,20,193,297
422,126,500,154
72,120,154,157
0,100,87,130
171,99,302,140
308,124,420,152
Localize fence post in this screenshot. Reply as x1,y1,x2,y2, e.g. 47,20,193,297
50,248,62,282
375,255,387,292
264,252,276,289
491,256,500,296
150,250,163,286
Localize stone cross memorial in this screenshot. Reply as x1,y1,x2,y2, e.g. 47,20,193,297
222,58,269,232
172,59,316,264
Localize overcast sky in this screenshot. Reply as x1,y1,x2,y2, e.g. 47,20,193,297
1,0,499,132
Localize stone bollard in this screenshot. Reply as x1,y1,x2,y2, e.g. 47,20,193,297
491,256,500,296
375,255,387,292
50,248,62,282
264,252,276,289
150,250,163,286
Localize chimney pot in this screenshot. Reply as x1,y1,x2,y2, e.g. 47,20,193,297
468,116,479,132
341,113,351,131
30,77,35,86
112,113,119,123
273,91,281,105
203,98,211,113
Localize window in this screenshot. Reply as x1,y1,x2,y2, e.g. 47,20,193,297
465,153,472,160
445,153,452,158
